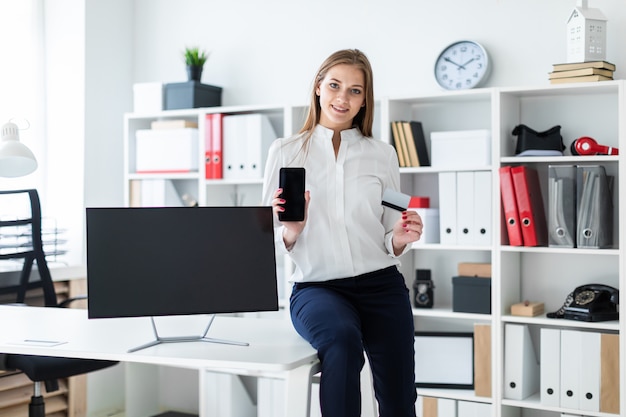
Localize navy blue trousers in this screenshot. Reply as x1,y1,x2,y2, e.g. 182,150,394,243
290,266,417,417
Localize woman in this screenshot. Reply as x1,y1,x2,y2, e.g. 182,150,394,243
261,49,422,417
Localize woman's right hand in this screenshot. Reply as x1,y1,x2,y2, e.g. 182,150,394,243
272,188,310,250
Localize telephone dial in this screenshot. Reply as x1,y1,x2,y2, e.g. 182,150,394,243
547,284,619,322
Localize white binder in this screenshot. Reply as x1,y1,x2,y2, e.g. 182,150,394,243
560,329,582,409
580,331,601,412
503,324,540,400
540,328,561,407
456,171,475,245
222,114,248,180
473,171,492,246
243,114,277,179
438,172,457,244
140,179,183,207
223,114,277,180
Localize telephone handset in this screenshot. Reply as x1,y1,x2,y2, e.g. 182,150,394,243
548,284,619,322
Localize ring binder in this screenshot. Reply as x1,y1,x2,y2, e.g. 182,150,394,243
576,165,613,248
548,165,576,247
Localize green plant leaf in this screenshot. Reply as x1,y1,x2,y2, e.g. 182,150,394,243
183,47,208,67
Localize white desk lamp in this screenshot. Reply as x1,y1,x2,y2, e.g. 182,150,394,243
0,121,38,177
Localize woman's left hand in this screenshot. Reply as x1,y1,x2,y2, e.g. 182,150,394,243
392,210,423,255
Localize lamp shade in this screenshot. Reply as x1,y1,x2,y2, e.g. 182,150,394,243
0,122,38,177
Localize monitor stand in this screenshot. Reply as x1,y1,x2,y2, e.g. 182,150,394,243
128,314,249,353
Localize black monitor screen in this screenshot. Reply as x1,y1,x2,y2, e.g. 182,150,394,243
86,206,278,319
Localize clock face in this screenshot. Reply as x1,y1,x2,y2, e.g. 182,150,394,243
434,41,491,90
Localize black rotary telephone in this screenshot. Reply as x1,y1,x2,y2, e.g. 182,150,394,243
547,284,619,322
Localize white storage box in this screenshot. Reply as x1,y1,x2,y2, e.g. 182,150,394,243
431,129,491,169
133,82,164,113
411,208,440,245
135,128,198,173
457,400,491,417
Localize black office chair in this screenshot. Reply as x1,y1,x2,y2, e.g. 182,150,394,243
0,189,118,417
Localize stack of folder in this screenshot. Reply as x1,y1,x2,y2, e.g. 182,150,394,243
506,324,621,414
221,113,277,180
540,328,619,414
499,165,548,247
204,113,224,179
439,171,492,246
547,165,613,248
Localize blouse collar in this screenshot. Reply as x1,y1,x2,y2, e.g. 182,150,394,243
314,124,362,144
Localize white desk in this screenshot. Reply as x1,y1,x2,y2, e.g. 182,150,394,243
0,305,319,417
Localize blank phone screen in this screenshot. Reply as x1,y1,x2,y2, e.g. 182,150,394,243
278,167,305,221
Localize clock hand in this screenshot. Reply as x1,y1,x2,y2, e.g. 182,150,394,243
443,57,463,69
460,58,476,68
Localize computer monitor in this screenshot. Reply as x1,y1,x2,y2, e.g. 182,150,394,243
86,206,278,320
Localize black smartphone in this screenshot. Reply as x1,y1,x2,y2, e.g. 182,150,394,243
278,167,306,221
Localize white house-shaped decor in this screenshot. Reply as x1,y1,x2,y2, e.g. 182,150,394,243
566,0,607,63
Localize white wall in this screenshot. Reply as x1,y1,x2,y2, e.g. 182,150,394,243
84,0,133,208
129,0,626,105
43,0,86,266
84,0,626,206
81,0,626,208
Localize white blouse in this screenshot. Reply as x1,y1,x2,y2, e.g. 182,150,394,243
261,124,407,283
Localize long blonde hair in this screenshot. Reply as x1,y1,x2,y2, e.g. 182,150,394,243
300,49,375,139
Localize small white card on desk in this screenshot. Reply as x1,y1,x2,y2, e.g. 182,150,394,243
8,339,67,347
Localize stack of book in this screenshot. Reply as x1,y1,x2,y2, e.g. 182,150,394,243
549,61,615,84
389,120,430,167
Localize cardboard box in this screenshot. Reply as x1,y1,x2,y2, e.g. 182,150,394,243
164,81,222,110
510,301,544,317
458,262,491,278
135,128,199,173
133,82,163,113
473,323,491,397
452,276,491,314
431,129,491,169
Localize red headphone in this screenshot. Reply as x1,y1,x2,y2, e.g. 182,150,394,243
570,137,619,156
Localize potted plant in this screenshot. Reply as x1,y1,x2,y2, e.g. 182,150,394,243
183,47,209,82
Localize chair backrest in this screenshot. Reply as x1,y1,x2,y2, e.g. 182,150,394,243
0,189,57,306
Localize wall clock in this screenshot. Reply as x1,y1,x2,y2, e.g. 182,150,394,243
434,40,491,90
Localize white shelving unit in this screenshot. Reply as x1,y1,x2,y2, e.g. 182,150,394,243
123,104,303,207
123,81,624,417
382,81,624,417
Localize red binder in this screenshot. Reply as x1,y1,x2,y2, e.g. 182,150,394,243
511,165,548,246
499,166,524,246
211,113,223,179
204,114,213,179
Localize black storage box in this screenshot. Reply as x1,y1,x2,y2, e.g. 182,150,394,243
452,276,491,314
164,81,222,110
